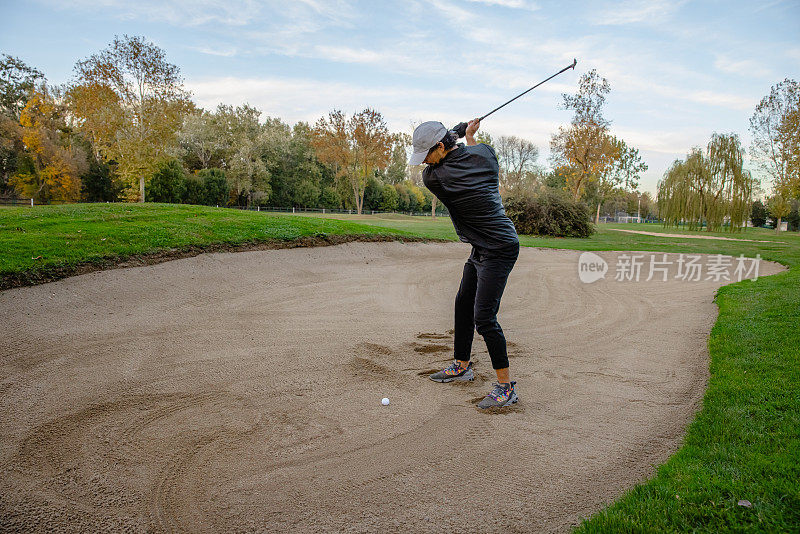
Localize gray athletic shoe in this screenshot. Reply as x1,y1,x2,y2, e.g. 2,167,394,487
477,381,518,409
429,360,474,383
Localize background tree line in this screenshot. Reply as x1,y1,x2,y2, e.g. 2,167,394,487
0,38,442,215
4,36,795,235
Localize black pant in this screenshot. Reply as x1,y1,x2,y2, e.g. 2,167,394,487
453,242,519,370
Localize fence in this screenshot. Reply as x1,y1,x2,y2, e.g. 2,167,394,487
224,205,451,218
598,216,661,224
0,197,34,206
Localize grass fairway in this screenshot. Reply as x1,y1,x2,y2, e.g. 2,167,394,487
1,204,798,531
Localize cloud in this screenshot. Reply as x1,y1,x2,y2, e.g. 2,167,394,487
47,0,263,26
193,46,237,57
464,0,539,10
592,0,687,25
713,55,771,78
42,0,357,28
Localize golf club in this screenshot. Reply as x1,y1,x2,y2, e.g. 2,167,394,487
452,58,577,137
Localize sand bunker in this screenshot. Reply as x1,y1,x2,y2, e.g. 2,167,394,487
0,242,784,532
609,228,784,243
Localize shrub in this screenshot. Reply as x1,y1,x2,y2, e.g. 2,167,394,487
504,190,595,237
146,160,186,203
198,168,229,206
183,174,205,205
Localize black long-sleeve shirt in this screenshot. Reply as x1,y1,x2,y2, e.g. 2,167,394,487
422,142,519,250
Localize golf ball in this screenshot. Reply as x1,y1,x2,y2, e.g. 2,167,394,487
381,397,390,406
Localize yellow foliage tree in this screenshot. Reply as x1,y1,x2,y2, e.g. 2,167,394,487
10,88,85,202
69,35,192,202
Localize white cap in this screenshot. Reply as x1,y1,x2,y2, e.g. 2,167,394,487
409,121,448,166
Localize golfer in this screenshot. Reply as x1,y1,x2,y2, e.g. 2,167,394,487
410,119,520,409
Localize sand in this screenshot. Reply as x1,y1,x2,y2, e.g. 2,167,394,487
0,242,785,532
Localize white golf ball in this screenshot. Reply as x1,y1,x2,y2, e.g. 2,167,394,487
381,397,390,406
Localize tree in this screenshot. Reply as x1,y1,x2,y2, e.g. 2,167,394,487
550,122,617,201
561,69,611,128
780,102,800,198
751,199,768,227
386,134,409,184
380,183,399,211
0,54,45,120
495,135,539,194
210,104,270,206
319,185,342,209
657,133,753,232
183,173,205,205
787,199,800,231
1,55,46,195
749,79,799,202
475,131,494,148
295,179,320,208
9,87,87,202
550,70,614,202
313,108,392,215
81,158,116,201
592,138,648,223
767,192,791,233
179,110,225,170
70,35,192,202
198,168,229,206
146,159,185,203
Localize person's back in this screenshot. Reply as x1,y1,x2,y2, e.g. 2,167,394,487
422,142,519,251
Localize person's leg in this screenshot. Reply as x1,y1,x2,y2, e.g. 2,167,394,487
473,245,519,382
453,249,479,368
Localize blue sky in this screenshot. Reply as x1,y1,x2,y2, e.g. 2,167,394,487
3,0,799,196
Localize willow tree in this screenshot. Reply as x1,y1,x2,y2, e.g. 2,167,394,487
69,35,192,202
657,133,752,232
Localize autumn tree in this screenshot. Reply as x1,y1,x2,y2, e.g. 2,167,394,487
1,55,46,194
550,122,617,201
550,69,647,225
749,79,800,202
313,108,392,215
69,35,192,202
549,70,616,201
9,86,87,202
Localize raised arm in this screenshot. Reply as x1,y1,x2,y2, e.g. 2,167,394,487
465,118,481,146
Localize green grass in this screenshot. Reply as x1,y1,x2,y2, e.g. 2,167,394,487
1,204,798,531
0,203,422,279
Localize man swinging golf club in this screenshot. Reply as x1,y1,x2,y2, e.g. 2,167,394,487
411,118,520,409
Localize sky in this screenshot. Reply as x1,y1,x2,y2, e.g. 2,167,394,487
2,0,799,197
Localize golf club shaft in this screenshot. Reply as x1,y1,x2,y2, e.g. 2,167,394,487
478,58,577,122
